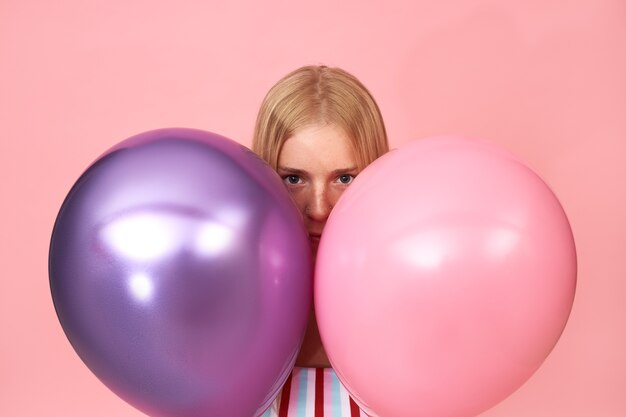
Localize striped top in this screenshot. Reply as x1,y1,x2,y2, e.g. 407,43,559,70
260,367,371,417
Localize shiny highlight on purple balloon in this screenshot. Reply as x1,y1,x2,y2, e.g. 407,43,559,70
49,129,312,417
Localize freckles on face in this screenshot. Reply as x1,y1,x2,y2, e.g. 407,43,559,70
277,124,359,253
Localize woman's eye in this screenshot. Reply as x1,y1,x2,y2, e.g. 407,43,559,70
338,174,354,185
283,175,301,185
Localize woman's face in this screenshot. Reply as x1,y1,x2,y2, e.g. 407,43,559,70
277,123,359,256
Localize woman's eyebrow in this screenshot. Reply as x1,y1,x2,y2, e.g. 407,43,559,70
277,166,358,175
277,166,308,175
329,167,358,175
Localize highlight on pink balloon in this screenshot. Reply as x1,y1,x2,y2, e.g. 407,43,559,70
315,136,577,417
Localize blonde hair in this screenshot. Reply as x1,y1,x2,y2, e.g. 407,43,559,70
252,65,389,170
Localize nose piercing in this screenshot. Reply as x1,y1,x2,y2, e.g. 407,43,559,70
305,203,333,215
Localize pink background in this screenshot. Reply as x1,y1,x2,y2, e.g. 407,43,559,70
1,0,624,416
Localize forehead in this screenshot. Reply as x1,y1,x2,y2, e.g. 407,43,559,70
278,124,357,171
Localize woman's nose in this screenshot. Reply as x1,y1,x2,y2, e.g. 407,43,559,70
306,185,333,222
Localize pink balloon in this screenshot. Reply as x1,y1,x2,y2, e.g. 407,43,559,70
315,137,577,417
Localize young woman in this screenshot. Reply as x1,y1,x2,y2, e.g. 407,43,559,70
253,65,389,416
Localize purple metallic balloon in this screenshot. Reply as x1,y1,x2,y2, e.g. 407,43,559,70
49,128,312,417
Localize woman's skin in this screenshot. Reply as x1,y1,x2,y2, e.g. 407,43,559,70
277,123,360,368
